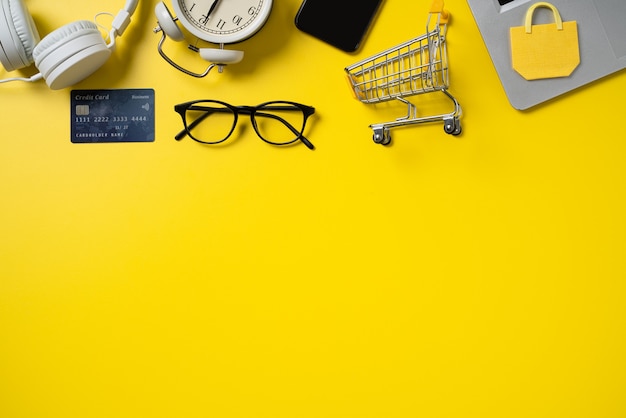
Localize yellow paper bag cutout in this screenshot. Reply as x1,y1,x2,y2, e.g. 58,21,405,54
510,2,580,80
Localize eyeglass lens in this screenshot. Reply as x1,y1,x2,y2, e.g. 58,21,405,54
185,102,236,144
253,102,306,145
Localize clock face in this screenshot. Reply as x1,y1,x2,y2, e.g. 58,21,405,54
173,0,272,44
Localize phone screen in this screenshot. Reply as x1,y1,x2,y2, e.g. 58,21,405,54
294,0,383,52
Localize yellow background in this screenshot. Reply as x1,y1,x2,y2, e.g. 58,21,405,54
2,1,626,417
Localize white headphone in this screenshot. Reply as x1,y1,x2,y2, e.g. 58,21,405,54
0,0,139,89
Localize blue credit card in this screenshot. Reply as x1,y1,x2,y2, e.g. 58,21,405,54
71,89,155,143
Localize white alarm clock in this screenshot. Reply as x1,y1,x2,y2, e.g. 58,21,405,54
154,0,273,77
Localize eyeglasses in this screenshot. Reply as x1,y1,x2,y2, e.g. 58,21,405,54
174,100,316,150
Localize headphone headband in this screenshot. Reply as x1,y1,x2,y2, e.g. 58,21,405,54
123,0,139,15
112,0,139,37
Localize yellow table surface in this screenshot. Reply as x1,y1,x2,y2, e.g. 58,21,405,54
2,1,626,417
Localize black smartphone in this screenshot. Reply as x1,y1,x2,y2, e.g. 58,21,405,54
294,0,383,53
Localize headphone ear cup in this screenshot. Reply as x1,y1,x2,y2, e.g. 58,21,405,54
32,20,111,89
0,0,40,71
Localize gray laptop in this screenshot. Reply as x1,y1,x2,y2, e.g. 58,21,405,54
467,0,626,109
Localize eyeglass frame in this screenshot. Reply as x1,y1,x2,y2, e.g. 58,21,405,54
174,100,316,150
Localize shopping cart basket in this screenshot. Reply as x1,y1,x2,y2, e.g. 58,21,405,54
345,0,462,145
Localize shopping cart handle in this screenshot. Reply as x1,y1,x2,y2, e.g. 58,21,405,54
430,0,450,24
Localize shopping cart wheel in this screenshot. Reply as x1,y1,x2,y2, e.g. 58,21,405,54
452,117,462,135
373,129,391,146
444,118,462,136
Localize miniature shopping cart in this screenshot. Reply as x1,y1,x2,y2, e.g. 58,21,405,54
345,0,462,145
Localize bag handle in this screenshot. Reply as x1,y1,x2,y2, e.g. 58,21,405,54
524,2,563,33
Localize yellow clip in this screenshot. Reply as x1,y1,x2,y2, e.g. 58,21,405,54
430,0,450,24
430,0,444,13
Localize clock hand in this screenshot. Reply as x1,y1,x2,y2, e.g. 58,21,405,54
201,0,223,25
